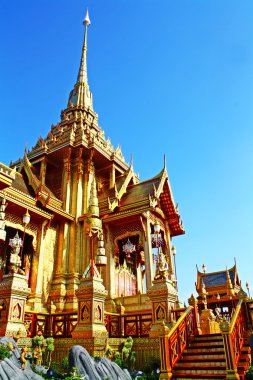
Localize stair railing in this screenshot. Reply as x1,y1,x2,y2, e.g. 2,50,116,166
159,306,198,380
220,298,247,380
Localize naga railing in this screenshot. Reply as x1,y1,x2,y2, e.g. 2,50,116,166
159,306,198,379
220,298,249,379
230,299,246,365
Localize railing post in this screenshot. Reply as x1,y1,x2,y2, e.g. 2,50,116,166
159,322,173,380
116,304,125,337
219,319,240,380
188,294,201,335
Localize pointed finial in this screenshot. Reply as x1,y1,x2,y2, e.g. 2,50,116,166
83,9,91,26
78,9,90,84
130,153,133,167
164,154,167,169
68,9,93,108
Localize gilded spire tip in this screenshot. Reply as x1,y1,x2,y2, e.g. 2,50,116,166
68,9,93,109
83,9,91,26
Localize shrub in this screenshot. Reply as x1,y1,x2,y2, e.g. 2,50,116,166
0,343,11,360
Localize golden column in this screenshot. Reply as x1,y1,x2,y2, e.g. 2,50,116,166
72,172,108,356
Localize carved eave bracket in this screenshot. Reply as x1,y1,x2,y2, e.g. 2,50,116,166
149,193,158,208
22,154,73,222
108,197,119,212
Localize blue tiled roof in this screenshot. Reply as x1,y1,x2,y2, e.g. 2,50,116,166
202,270,234,287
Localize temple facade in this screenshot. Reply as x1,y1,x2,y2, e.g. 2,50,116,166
0,11,184,321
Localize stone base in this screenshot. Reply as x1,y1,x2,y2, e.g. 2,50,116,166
0,273,30,339
0,321,27,338
53,337,107,360
72,323,108,339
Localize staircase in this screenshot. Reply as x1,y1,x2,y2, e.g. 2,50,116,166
171,333,250,380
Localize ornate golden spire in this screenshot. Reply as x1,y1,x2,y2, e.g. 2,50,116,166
226,268,235,297
77,10,90,84
87,173,102,234
68,9,93,109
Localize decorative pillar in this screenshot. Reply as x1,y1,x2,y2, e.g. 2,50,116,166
158,322,172,380
72,170,108,355
28,221,48,311
188,294,201,335
0,273,30,338
143,216,153,290
33,221,48,311
0,232,30,338
49,223,67,312
72,263,108,355
0,197,7,242
0,197,7,281
219,319,240,380
148,277,178,338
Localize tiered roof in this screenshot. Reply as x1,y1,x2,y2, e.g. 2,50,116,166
196,263,241,300
3,10,184,235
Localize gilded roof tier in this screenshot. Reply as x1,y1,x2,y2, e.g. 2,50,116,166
100,166,184,237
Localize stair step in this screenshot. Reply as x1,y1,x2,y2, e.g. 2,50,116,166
184,347,224,354
182,354,225,361
193,334,222,341
171,330,251,380
173,367,226,375
172,374,226,379
178,360,226,366
189,342,223,347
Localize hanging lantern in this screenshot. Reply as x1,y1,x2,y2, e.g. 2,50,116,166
95,233,107,267
154,220,160,234
122,238,136,257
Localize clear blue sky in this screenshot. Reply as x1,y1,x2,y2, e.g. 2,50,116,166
1,1,253,302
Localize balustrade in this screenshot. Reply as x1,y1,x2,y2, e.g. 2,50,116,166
25,310,153,338
219,299,248,380
159,306,198,380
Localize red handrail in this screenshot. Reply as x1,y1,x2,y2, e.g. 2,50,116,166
159,306,197,379
229,299,246,365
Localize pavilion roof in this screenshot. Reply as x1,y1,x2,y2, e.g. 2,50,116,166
101,165,184,237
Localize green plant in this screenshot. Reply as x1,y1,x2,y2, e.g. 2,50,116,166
32,334,44,366
104,336,136,371
0,343,11,360
32,334,44,348
45,337,54,368
61,356,69,372
66,366,86,379
246,366,253,380
140,358,160,380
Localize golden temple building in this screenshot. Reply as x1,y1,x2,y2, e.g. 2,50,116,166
0,10,252,380
0,10,183,317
